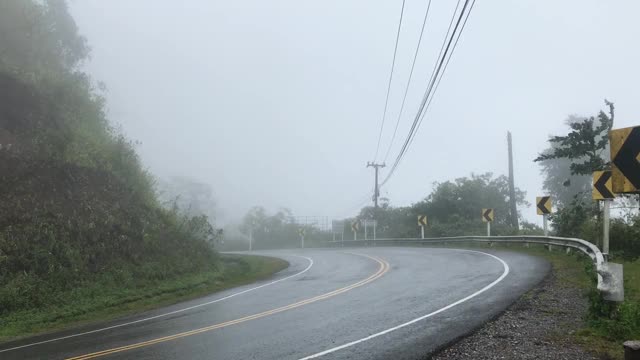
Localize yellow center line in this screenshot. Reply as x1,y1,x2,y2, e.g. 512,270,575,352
66,253,390,360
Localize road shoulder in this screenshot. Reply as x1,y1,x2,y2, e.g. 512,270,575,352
431,249,598,360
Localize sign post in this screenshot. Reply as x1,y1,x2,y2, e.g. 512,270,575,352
603,199,611,255
417,215,428,239
536,196,552,236
362,220,377,242
298,228,305,249
482,208,494,236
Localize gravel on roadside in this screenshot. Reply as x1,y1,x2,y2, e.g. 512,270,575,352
430,269,598,360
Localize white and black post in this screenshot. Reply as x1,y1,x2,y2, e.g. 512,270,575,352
603,199,611,258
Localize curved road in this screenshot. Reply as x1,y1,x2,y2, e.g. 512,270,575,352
0,247,549,360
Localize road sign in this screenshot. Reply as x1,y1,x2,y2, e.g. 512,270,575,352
482,209,494,222
298,228,305,236
363,219,377,227
351,220,360,232
593,170,615,200
536,196,552,215
417,215,428,226
609,126,640,193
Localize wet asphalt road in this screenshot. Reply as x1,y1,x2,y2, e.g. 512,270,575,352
0,247,549,360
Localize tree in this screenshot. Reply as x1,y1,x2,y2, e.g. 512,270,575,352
238,207,303,249
534,101,616,238
357,173,528,238
534,100,614,175
158,176,217,224
537,116,593,208
0,0,89,76
416,173,528,228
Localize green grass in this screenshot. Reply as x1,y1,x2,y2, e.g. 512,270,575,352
0,254,288,343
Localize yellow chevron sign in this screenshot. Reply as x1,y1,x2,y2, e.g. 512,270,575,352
351,220,360,232
482,209,494,222
417,215,428,226
609,126,640,193
592,170,615,200
536,196,552,215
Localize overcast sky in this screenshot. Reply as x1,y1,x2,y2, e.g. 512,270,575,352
69,0,640,225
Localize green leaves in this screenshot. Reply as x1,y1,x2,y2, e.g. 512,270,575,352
534,100,614,176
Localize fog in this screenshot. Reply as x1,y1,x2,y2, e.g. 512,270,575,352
69,0,640,225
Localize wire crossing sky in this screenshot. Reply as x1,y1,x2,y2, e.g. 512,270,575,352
70,0,640,225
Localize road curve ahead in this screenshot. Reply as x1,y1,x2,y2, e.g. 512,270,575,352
0,247,549,360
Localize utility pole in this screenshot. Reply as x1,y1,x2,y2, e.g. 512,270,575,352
366,162,386,209
507,132,519,229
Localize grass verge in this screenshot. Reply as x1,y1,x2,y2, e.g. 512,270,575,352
0,254,288,343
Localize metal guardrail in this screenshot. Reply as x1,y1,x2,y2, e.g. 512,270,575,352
315,235,624,301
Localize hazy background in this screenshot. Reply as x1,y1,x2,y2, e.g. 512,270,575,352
69,0,640,225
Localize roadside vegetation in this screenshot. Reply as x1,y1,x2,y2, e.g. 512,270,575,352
0,255,287,341
0,0,287,341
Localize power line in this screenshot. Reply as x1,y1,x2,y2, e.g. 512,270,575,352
382,0,465,184
381,0,476,187
405,0,477,152
372,0,407,162
383,0,433,163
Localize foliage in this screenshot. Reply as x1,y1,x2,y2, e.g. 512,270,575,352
236,207,317,249
548,196,593,238
534,100,614,175
0,0,222,319
0,0,89,76
157,176,218,222
355,173,528,238
0,254,288,340
537,121,592,208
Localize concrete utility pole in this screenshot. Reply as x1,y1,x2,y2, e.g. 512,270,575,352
366,162,386,209
507,132,519,229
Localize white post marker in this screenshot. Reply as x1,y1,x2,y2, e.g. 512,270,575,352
249,229,253,251
487,221,491,237
603,199,611,257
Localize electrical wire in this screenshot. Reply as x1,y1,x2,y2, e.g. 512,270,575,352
381,0,476,186
382,0,433,163
372,0,407,162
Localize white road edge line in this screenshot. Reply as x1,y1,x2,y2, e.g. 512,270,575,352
297,249,510,360
0,254,314,353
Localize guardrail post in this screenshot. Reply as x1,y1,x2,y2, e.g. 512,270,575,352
624,341,640,360
566,247,571,254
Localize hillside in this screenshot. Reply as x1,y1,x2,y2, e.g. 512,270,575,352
0,0,235,336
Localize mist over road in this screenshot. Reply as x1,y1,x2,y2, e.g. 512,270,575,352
0,247,548,360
